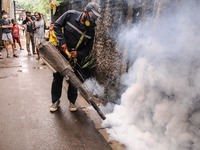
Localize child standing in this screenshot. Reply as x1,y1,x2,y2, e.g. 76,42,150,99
11,19,24,50
49,23,57,46
0,10,18,58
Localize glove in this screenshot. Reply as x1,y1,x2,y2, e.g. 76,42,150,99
70,50,78,58
61,44,71,59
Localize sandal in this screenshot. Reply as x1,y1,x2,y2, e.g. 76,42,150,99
36,56,40,60
13,54,19,58
7,54,11,58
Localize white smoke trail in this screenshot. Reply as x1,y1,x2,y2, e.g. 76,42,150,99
83,78,105,97
103,1,200,150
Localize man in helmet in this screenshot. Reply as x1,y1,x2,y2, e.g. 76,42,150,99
50,2,101,112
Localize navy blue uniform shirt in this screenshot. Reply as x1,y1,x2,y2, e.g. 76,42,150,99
54,10,95,59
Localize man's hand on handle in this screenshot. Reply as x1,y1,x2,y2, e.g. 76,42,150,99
61,44,72,59
60,44,67,51
70,48,78,58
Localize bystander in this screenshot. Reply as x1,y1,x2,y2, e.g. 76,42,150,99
0,10,19,58
33,12,45,60
22,11,35,56
11,19,24,50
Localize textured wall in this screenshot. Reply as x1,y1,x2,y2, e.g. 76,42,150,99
92,0,155,101
91,0,128,101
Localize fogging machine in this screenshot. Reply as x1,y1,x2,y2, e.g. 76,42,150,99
39,41,106,120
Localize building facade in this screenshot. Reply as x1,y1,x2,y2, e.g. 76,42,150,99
1,0,15,19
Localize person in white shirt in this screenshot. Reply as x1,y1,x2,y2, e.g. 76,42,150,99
33,12,45,60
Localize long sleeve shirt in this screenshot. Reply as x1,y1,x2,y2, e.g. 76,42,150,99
54,10,95,59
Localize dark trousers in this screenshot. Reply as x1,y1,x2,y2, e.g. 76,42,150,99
51,72,77,104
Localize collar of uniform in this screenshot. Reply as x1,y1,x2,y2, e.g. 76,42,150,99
76,12,85,28
75,12,83,23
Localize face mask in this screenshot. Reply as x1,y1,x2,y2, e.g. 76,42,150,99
84,12,96,27
2,15,8,19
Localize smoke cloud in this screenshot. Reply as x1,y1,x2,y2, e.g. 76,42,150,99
83,78,105,97
103,1,200,150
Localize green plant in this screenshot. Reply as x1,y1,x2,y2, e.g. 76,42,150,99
80,54,96,70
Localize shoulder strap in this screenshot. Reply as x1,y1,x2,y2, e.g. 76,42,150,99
75,30,87,50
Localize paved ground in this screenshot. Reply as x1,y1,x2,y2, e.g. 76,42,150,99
0,36,112,150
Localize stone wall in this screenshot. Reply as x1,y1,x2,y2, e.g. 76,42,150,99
92,0,154,101
91,0,128,101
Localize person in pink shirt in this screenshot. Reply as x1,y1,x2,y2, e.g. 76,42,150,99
11,19,23,50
